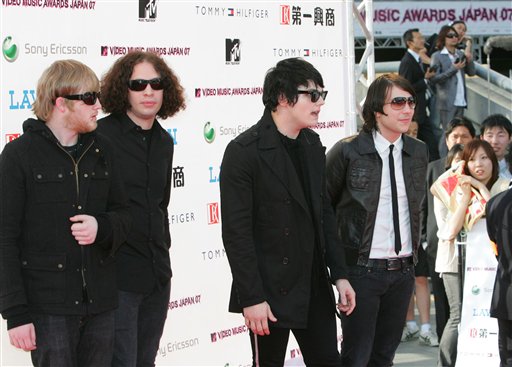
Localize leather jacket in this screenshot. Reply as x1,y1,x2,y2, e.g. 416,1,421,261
326,130,428,266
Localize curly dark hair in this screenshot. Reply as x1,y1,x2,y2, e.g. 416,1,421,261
100,51,186,119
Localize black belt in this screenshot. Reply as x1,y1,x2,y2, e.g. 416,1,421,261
366,256,413,271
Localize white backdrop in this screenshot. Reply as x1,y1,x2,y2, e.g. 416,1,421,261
1,1,355,366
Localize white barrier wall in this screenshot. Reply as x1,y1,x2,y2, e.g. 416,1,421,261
1,1,354,366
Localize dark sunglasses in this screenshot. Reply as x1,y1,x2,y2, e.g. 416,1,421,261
128,78,165,92
63,92,100,106
297,89,328,103
446,32,458,39
385,96,416,110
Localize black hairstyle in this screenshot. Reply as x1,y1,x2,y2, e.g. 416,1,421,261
262,58,324,111
480,114,512,138
361,73,416,133
445,116,476,139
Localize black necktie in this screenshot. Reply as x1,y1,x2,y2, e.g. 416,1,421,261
389,145,402,255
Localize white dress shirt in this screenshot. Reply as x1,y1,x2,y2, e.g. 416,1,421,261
370,132,413,259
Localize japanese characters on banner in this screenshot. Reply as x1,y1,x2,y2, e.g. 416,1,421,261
457,220,500,366
356,1,512,37
1,1,354,366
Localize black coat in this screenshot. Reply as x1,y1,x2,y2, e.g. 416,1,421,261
399,51,429,126
0,119,131,327
220,109,347,329
486,188,512,320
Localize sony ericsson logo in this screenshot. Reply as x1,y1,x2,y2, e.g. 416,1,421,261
2,36,19,62
471,285,480,295
203,122,215,143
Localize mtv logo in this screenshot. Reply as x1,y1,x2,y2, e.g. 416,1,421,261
101,46,108,56
207,202,220,225
5,133,21,143
225,39,241,63
280,5,290,25
195,88,201,98
211,332,217,342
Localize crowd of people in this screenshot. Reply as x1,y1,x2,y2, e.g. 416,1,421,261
0,19,510,367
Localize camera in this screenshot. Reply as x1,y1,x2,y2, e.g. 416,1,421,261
454,54,466,64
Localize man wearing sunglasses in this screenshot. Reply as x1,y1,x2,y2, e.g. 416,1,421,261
0,60,131,366
97,51,186,366
429,25,476,135
220,58,355,366
326,74,428,366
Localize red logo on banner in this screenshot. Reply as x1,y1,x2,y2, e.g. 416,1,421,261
207,202,220,224
5,133,21,143
280,5,290,25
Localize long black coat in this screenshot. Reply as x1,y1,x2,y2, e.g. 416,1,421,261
486,188,512,320
220,109,347,329
399,51,429,126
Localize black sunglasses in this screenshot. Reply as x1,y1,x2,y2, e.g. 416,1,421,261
128,78,165,92
297,89,328,103
446,32,458,39
63,92,100,106
385,96,416,110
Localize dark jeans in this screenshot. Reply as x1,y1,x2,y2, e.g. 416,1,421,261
341,265,414,367
249,280,341,367
31,311,115,367
112,282,171,367
498,319,512,367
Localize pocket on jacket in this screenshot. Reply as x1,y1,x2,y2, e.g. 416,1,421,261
33,167,67,203
348,162,374,191
87,168,110,203
339,209,365,249
21,252,66,304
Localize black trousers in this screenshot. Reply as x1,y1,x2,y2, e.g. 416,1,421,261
427,253,450,339
498,319,512,367
249,280,340,367
340,265,414,367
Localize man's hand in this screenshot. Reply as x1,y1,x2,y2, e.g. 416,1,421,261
425,68,436,79
335,279,356,316
70,215,98,245
243,302,277,336
8,323,36,351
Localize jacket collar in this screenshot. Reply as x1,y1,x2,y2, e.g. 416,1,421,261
357,129,417,157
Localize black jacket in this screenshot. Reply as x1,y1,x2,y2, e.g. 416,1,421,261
486,188,512,320
399,51,429,126
220,109,347,329
326,130,428,266
97,113,173,293
0,119,131,329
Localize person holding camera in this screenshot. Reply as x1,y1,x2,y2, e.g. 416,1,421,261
429,25,476,157
450,20,474,64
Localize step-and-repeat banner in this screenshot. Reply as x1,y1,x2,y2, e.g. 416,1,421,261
1,1,355,366
457,220,500,366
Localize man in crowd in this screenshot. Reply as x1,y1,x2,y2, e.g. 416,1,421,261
0,60,131,366
399,28,439,160
420,116,475,343
220,58,355,366
98,51,186,366
480,114,512,180
326,74,428,366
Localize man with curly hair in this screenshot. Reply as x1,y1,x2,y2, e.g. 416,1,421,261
98,51,186,366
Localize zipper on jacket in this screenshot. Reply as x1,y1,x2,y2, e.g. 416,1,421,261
56,139,94,303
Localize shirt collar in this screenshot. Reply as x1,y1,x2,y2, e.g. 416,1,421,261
373,130,403,154
440,47,450,55
407,49,421,63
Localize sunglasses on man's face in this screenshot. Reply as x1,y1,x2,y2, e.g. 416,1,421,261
297,89,328,103
63,92,100,106
446,33,458,39
384,96,416,110
127,78,165,92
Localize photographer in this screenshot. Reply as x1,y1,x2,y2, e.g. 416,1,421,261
429,25,476,157
451,20,474,64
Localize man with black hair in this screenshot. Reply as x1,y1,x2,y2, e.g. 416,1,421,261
327,74,428,366
481,114,512,180
220,57,355,366
399,28,439,160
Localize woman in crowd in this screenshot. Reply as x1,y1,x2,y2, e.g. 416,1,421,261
432,140,509,367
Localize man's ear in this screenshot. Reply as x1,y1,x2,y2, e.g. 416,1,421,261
54,97,68,113
277,94,289,107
